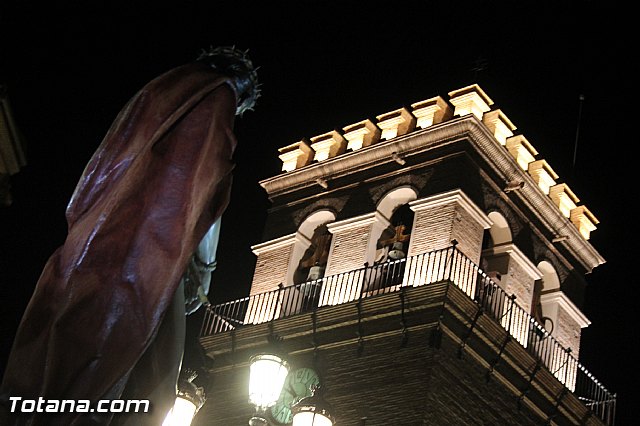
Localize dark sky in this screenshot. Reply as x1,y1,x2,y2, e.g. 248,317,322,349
0,2,631,424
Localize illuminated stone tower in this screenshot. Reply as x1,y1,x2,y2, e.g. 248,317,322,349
196,84,615,425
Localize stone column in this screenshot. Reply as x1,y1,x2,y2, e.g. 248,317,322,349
319,213,377,305
250,234,296,294
244,235,296,324
407,190,491,296
408,189,491,262
540,291,590,390
540,291,590,356
482,243,542,347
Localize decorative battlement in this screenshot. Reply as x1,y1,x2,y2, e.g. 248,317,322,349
342,119,380,151
410,96,452,129
376,107,416,140
549,184,579,218
570,206,599,240
528,160,559,195
506,135,538,171
448,84,493,119
271,84,600,241
278,140,313,172
482,109,516,145
309,130,347,162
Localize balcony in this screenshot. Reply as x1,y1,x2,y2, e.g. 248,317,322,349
200,246,616,425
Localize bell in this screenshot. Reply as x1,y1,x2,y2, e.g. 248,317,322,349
307,265,325,281
387,242,405,260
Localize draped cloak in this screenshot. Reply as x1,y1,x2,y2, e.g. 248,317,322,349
1,62,238,424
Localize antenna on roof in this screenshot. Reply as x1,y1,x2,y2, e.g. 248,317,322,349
572,94,585,174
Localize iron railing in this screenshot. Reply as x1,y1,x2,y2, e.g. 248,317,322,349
200,246,616,424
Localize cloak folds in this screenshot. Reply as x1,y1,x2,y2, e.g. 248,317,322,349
1,62,239,424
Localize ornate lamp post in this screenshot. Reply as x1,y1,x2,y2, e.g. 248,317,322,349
162,369,206,426
291,386,335,426
248,353,291,425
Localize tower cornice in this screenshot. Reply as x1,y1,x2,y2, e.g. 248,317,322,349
260,115,605,272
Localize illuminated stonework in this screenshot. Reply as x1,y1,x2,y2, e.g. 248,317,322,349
506,135,538,171
343,119,381,151
272,84,600,241
570,206,599,240
310,130,347,162
410,96,452,129
448,84,493,119
376,107,416,140
482,109,516,145
278,140,314,172
528,160,558,195
540,290,591,356
549,184,579,218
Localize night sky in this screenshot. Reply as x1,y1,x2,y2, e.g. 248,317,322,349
0,2,631,424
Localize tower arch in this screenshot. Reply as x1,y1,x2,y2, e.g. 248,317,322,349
287,209,336,286
369,186,418,265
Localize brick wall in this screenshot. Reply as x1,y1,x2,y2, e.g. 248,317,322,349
409,204,456,257
504,258,535,314
250,241,294,295
326,222,372,276
408,195,487,265
196,330,545,425
451,204,485,264
557,306,582,357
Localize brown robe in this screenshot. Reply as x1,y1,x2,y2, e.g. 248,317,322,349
1,62,238,425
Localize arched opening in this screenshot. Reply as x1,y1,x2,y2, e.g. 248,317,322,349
275,210,336,317
480,211,512,283
377,187,418,220
487,211,512,247
374,204,414,263
532,260,560,333
366,187,417,294
537,261,561,292
293,224,332,285
286,210,336,286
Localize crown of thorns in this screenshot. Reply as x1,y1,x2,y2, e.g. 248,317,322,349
197,46,260,115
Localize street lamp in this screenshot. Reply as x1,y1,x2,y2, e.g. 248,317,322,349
248,353,290,425
163,369,206,426
291,386,335,426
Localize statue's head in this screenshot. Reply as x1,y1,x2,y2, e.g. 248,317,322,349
197,46,260,116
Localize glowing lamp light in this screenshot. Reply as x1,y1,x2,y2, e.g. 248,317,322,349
162,398,198,426
248,354,290,410
291,388,335,426
162,370,206,426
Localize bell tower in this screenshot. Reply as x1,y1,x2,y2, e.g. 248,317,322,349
197,84,615,425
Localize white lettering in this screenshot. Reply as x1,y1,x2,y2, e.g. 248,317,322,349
60,400,75,412
45,399,59,412
22,400,35,412
9,396,21,412
75,400,90,412
36,396,45,412
126,399,150,413
7,397,151,414
97,400,110,412
110,400,124,412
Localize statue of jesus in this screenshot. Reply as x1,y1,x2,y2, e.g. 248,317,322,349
1,46,259,425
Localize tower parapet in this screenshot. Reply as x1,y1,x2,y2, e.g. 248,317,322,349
271,84,601,245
